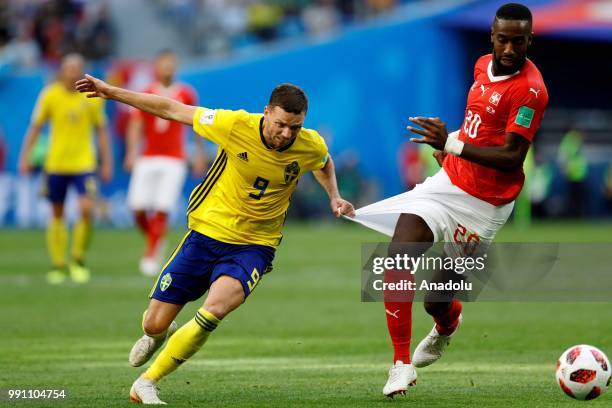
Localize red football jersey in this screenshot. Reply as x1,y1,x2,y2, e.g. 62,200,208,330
444,54,548,205
133,82,197,159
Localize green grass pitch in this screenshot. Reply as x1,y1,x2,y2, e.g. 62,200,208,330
1,221,611,407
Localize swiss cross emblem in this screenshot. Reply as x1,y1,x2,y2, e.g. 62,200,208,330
489,92,502,106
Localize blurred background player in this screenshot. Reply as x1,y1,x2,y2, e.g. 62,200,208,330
124,49,205,276
351,3,548,397
75,74,355,405
18,53,112,284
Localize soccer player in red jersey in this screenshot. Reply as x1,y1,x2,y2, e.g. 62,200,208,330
124,49,207,276
351,3,548,396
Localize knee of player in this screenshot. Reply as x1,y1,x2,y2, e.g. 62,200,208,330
142,316,170,336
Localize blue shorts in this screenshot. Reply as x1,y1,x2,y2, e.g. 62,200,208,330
43,172,97,203
150,230,275,305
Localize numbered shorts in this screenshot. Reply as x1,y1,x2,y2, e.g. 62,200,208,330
127,156,187,212
150,230,275,305
42,172,97,204
350,169,514,256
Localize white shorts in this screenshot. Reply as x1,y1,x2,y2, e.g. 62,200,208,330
351,169,514,246
127,156,187,212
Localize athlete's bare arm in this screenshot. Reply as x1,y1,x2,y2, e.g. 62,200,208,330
75,75,196,126
18,122,44,174
312,155,355,217
408,116,530,172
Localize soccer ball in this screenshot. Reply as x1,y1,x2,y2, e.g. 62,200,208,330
556,344,611,400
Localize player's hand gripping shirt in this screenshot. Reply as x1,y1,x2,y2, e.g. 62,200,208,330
189,107,329,247
32,82,107,173
133,83,197,159
444,54,548,205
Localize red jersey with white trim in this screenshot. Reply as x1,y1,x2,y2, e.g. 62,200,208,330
134,82,197,159
443,54,548,205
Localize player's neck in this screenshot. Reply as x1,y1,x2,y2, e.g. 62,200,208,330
62,80,77,93
158,78,173,88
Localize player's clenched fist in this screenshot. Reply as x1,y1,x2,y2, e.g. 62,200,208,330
331,197,355,218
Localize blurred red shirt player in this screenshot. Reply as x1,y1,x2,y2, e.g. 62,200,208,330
125,50,206,276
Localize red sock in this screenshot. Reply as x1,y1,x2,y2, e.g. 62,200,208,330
434,299,462,336
384,269,414,364
134,212,150,235
145,212,167,257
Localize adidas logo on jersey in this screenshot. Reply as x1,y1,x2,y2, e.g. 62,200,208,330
237,152,249,162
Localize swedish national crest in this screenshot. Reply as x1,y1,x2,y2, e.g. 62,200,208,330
284,161,300,184
160,273,172,292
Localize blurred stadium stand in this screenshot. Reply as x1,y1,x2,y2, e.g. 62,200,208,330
1,0,612,227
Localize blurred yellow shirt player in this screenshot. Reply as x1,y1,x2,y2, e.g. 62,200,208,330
19,54,112,284
33,79,106,173
189,107,329,247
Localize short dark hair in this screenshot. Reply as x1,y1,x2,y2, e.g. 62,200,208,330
268,83,308,114
495,3,532,24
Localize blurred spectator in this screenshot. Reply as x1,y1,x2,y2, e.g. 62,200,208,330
398,142,424,190
0,0,114,68
247,2,283,42
0,22,40,69
302,0,341,37
557,128,588,216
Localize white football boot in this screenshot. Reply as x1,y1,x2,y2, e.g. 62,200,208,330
382,360,417,397
129,376,166,405
129,321,178,367
139,257,159,277
413,314,463,368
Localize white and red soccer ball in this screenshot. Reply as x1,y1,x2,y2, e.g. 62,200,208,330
556,345,611,401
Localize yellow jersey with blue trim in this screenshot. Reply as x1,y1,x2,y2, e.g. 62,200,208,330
188,107,329,247
32,82,107,173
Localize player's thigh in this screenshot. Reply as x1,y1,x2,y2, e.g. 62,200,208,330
143,299,184,334
152,158,187,212
149,230,217,306
202,275,245,320
43,173,70,207
127,158,158,210
211,244,275,302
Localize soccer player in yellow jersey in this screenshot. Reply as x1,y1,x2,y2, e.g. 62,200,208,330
76,73,355,404
19,54,112,285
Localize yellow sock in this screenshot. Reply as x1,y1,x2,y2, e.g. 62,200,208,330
71,218,92,262
143,308,220,382
46,217,68,268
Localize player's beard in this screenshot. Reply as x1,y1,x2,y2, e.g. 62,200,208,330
493,53,525,76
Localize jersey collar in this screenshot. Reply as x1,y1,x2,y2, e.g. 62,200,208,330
259,117,296,153
487,60,520,83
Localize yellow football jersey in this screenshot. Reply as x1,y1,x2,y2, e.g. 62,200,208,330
32,82,106,173
189,107,329,247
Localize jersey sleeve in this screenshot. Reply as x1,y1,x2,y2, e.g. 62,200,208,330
192,107,242,148
306,131,329,172
505,85,548,142
31,87,52,125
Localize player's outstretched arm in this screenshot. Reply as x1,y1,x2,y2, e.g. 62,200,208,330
18,122,44,175
75,74,196,126
312,155,356,218
408,116,529,171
